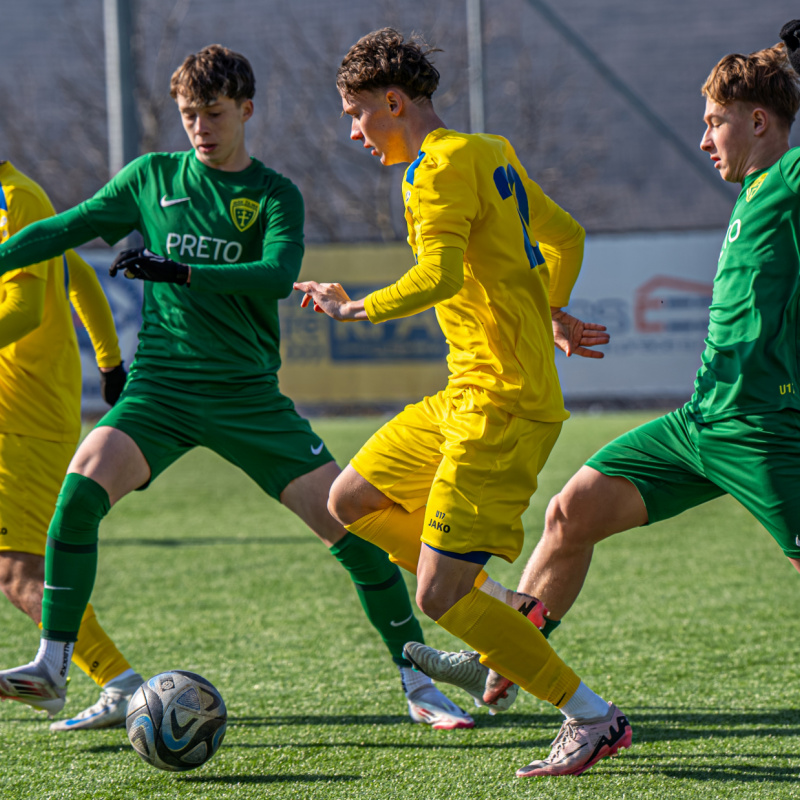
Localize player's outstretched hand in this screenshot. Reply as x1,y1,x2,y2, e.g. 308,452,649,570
780,20,800,74
109,248,189,285
99,362,127,406
293,280,366,321
551,308,609,359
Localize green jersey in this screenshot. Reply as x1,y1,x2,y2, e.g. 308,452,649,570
0,150,304,394
79,151,304,391
686,147,800,422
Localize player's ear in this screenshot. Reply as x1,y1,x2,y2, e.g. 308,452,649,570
385,90,404,117
752,107,769,137
240,98,254,122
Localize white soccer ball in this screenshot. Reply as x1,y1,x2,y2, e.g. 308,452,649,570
126,670,227,772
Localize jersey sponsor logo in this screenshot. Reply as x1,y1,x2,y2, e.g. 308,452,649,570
230,198,260,232
310,441,325,455
779,383,795,395
745,173,767,202
165,232,243,263
160,194,190,208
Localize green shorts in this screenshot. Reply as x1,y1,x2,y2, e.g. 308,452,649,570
96,377,334,499
587,406,800,558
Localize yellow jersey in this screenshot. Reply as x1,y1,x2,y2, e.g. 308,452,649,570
364,129,585,422
0,162,120,442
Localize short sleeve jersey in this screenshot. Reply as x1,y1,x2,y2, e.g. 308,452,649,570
0,162,83,442
686,147,800,422
401,129,584,422
77,151,304,393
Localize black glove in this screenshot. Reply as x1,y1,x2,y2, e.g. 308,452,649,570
109,248,189,285
100,362,127,406
780,20,800,75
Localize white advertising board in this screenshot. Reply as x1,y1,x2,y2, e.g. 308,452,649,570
555,230,722,403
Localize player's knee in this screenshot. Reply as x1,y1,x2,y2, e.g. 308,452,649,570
415,582,445,620
327,479,351,526
328,470,391,527
543,493,585,550
415,580,465,621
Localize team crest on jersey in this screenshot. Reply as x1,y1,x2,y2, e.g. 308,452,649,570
746,173,767,202
230,198,260,232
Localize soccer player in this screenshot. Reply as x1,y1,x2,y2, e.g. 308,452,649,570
0,45,470,731
0,160,143,730
294,28,631,778
427,25,800,718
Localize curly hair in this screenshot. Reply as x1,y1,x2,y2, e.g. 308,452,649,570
702,42,800,127
336,28,440,101
170,44,255,106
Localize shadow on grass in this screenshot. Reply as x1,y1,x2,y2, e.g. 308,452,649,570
602,751,800,784
626,706,800,742
227,712,556,728
100,536,312,548
177,773,361,785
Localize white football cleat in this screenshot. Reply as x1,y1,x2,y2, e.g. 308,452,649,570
0,661,67,717
400,664,474,729
406,684,475,730
49,672,144,732
403,642,518,712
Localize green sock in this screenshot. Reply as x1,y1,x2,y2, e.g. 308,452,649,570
542,617,562,639
42,474,110,642
330,532,424,667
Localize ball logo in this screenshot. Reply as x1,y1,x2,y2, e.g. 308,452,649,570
160,677,175,691
230,198,260,232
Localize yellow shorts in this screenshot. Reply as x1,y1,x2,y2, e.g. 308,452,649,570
351,386,561,562
0,433,76,556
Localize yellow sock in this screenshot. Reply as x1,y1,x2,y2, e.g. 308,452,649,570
71,603,133,688
438,587,580,707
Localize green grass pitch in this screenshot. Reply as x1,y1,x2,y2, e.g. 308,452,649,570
2,411,799,800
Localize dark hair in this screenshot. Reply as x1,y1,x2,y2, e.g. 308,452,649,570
337,28,440,101
170,44,255,105
702,43,800,127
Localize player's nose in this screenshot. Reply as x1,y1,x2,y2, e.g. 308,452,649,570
350,120,363,141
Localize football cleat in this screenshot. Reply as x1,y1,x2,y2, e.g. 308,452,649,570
403,643,518,712
516,702,632,777
49,672,144,732
400,664,474,729
0,661,67,717
407,684,475,730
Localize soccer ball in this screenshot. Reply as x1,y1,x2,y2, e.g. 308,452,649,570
126,670,227,772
